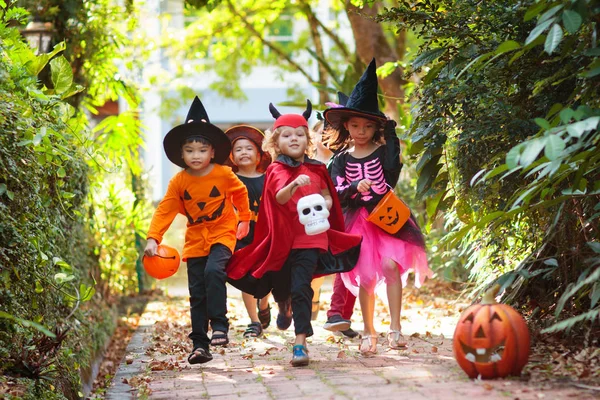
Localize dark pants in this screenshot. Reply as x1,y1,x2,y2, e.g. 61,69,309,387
327,273,356,320
272,249,318,337
186,243,232,350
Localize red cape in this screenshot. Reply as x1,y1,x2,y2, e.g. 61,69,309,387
226,156,361,283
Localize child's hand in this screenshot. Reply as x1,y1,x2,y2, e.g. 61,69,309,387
357,179,372,193
294,174,311,187
236,220,250,240
144,238,158,256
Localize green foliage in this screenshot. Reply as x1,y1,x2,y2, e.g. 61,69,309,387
1,0,150,397
380,0,600,333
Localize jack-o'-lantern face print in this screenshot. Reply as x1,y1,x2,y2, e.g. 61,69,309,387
453,301,530,379
181,185,226,225
367,191,410,234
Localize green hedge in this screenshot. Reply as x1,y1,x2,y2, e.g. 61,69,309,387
0,15,116,400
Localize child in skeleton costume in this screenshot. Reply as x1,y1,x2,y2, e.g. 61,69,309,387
226,101,361,367
323,59,432,356
224,125,272,338
145,97,251,365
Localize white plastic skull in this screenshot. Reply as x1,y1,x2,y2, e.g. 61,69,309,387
297,194,330,235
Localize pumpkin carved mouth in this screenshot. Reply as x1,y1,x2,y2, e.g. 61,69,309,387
459,340,505,363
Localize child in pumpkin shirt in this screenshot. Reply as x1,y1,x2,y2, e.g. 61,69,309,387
144,96,251,365
224,125,272,338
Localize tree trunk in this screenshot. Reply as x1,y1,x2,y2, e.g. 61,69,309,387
301,1,329,105
345,1,405,120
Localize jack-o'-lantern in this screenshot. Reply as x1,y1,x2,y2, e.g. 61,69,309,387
367,190,410,234
143,245,180,279
453,285,530,379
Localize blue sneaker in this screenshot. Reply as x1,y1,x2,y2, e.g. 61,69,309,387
291,345,309,367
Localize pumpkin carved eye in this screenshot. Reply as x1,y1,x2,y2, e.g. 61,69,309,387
490,312,502,322
463,313,475,323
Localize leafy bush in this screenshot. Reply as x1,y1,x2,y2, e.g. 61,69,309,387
379,0,599,334
1,1,149,398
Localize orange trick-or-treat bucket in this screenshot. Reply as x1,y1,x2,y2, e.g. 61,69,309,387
143,244,180,279
367,190,410,234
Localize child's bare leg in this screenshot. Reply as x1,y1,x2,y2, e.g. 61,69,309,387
384,259,402,332
358,286,377,354
384,259,407,348
258,293,270,311
242,291,260,322
294,333,307,346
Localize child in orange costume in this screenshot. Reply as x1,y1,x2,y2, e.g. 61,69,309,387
144,97,251,365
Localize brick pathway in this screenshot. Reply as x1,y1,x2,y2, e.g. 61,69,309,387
105,277,597,400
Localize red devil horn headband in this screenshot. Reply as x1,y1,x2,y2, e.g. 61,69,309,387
270,100,312,129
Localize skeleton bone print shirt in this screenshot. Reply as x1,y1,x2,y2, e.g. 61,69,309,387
330,132,402,212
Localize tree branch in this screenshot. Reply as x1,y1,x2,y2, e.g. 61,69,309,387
225,0,316,84
299,0,329,104
303,4,351,60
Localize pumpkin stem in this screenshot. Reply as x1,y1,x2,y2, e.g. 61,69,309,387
481,284,501,305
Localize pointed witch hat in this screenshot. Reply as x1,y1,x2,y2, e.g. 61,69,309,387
163,96,232,168
224,125,271,173
269,100,312,129
323,58,386,128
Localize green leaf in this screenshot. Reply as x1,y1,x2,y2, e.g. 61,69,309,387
506,145,522,169
591,282,600,309
519,138,545,168
525,18,555,45
412,48,446,70
524,2,547,21
588,242,600,254
544,258,559,267
584,48,600,57
35,281,44,293
581,67,600,78
80,284,96,301
50,56,74,94
57,167,66,178
559,108,575,123
566,116,600,137
544,135,565,160
0,312,56,338
6,190,14,201
538,5,563,24
562,10,582,34
495,40,521,55
534,118,550,130
54,273,75,284
544,24,563,55
0,183,6,197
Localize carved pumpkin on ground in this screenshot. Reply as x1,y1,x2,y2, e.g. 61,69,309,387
143,244,180,279
367,190,410,234
453,285,530,379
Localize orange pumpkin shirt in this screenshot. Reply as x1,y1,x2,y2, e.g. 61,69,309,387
147,165,251,260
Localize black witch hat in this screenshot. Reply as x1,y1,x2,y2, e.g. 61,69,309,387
323,58,386,128
163,96,232,168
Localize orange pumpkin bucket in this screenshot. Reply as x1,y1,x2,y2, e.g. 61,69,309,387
143,244,180,279
366,190,410,234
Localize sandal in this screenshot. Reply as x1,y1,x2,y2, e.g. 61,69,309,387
188,347,213,364
257,301,271,329
360,335,378,357
243,322,263,339
387,330,407,349
210,331,229,346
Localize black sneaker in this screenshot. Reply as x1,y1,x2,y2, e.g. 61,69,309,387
340,328,359,338
323,315,351,332
276,297,292,330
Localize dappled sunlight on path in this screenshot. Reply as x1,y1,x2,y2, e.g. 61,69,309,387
105,276,596,399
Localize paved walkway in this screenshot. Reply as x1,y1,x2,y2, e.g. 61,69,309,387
105,276,597,400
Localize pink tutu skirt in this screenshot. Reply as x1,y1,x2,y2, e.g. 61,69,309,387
341,207,432,296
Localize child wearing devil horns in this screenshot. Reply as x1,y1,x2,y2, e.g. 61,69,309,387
226,101,362,367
